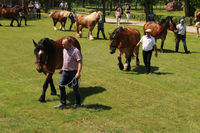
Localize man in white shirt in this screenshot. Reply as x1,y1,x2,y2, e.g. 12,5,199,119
176,19,190,53
136,29,158,74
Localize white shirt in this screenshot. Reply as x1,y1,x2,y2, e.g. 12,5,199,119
176,23,186,35
139,35,156,51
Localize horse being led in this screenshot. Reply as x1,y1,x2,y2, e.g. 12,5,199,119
109,27,140,71
143,17,177,52
75,11,103,40
49,10,74,31
0,5,24,27
33,36,81,102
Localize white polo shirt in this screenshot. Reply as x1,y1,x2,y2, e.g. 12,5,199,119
139,35,156,51
176,24,186,35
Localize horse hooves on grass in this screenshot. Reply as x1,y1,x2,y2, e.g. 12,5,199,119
51,92,57,95
118,64,124,70
38,98,46,103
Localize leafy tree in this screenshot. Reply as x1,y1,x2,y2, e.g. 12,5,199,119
137,0,156,21
184,0,195,17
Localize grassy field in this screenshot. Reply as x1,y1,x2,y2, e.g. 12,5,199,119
0,14,200,133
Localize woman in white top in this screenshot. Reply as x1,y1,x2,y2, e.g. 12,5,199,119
136,29,158,74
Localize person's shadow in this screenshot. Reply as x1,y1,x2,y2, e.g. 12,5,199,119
132,65,173,75
66,86,112,111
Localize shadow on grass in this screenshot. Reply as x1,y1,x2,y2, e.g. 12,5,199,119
131,65,173,75
65,86,111,110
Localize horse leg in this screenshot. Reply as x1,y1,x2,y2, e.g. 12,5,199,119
62,20,66,31
38,73,52,102
79,26,83,38
53,19,57,30
125,52,132,71
160,40,165,53
117,50,124,70
10,19,14,27
134,47,140,66
75,23,80,37
88,27,94,40
49,78,57,95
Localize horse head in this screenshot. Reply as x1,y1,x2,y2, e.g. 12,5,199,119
33,38,55,73
109,27,124,54
96,11,103,21
168,17,177,33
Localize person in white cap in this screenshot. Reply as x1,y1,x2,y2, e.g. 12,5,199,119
136,29,158,74
176,19,190,53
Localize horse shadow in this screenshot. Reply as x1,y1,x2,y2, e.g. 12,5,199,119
65,86,111,111
132,65,173,75
159,49,175,53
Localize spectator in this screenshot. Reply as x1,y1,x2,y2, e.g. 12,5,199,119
28,1,34,15
148,9,156,21
115,7,121,26
64,2,68,10
125,3,131,23
195,11,200,37
59,1,64,10
176,19,190,53
35,1,41,19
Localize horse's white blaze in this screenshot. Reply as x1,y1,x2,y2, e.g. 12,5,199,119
38,50,44,55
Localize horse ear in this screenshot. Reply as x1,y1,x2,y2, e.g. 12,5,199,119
32,39,37,47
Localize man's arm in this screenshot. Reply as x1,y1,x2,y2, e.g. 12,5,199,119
154,45,158,57
75,60,82,79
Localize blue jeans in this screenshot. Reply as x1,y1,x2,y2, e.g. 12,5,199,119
143,49,153,73
59,70,81,105
97,28,106,39
176,34,188,52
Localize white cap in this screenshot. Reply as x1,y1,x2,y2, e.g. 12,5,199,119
145,29,152,33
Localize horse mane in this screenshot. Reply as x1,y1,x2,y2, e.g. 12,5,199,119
85,11,102,21
111,27,125,36
60,11,71,17
35,38,55,55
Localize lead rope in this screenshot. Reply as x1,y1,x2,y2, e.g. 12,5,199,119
59,77,79,88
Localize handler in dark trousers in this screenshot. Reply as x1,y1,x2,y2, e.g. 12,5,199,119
136,29,158,74
54,38,82,109
176,19,190,53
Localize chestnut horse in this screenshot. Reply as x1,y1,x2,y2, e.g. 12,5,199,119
0,5,24,27
143,17,177,52
75,11,103,40
49,10,74,31
33,36,81,102
109,27,140,71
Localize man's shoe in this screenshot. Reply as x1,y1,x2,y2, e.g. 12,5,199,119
185,51,190,54
54,103,66,109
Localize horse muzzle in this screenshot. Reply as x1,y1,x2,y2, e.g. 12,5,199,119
110,48,116,54
36,66,43,73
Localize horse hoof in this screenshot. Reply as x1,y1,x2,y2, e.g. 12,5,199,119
118,64,124,70
51,92,57,95
38,98,46,102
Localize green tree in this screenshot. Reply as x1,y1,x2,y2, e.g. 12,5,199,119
137,0,156,21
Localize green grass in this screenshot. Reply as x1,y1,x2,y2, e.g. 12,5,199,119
0,13,200,133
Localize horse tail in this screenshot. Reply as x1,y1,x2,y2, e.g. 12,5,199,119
49,11,55,17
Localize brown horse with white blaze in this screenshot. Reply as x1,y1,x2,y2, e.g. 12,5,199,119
143,17,177,52
109,27,140,71
75,11,103,40
49,10,74,31
33,36,81,102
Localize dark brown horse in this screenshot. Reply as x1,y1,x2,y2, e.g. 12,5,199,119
33,36,81,102
0,5,24,27
75,11,103,40
49,10,74,31
109,27,140,71
143,17,177,52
